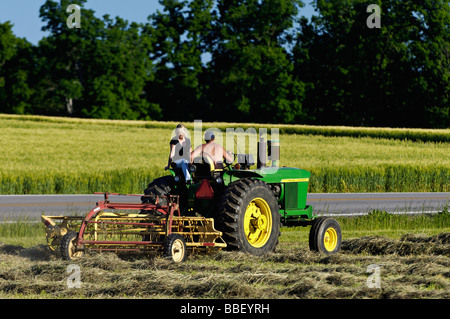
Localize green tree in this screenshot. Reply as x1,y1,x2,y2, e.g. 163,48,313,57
143,0,215,121
82,15,159,120
407,1,449,128
0,21,17,71
207,0,305,123
0,22,34,114
293,0,449,128
36,0,160,120
34,0,89,115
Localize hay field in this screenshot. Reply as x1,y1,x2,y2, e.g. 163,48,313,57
0,212,449,299
0,230,449,299
0,114,448,194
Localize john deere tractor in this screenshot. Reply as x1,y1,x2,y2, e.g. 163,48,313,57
142,137,342,256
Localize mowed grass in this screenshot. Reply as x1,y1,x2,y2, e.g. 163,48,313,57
0,212,449,299
2,209,448,247
0,114,449,194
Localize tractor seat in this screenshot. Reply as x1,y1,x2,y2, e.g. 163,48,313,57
191,154,216,179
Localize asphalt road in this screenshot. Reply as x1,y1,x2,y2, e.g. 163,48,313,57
307,192,449,216
0,192,448,221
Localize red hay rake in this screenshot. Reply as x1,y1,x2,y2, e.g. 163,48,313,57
41,192,226,262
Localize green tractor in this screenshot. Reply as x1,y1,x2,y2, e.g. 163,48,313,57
142,137,342,256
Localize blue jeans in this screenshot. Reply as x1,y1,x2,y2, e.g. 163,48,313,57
174,159,191,182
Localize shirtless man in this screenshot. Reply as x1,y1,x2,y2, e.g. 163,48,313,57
191,130,234,169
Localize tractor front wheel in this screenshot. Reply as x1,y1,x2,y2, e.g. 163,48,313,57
309,217,342,255
216,178,280,256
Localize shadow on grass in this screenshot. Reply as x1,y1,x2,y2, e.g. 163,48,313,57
0,244,56,261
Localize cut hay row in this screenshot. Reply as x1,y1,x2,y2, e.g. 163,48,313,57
0,232,449,299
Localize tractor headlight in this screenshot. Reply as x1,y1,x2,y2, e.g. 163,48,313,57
215,177,223,184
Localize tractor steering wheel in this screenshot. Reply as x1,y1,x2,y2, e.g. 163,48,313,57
191,153,216,176
224,151,237,171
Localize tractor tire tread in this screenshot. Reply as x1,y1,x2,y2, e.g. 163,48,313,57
215,178,281,255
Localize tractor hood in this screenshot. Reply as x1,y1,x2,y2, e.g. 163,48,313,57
252,167,311,184
223,167,310,185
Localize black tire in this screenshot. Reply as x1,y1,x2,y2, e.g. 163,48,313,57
309,217,342,255
142,175,174,206
215,178,281,256
163,233,187,263
60,231,84,260
308,216,327,251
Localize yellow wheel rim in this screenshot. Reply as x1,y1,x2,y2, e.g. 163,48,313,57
324,227,338,251
68,238,83,259
171,239,185,263
244,198,272,248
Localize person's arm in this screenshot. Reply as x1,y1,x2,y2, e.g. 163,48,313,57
165,143,176,170
186,139,193,162
223,147,234,163
190,145,201,163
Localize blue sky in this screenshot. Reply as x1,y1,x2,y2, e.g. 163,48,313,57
0,1,315,45
0,0,164,44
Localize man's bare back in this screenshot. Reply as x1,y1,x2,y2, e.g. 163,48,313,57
191,132,233,169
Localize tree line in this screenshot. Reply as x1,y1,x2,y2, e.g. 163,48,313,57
0,0,448,128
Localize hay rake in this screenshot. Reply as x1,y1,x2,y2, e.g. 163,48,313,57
41,192,226,262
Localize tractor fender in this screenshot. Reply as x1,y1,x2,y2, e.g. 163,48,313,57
223,170,263,185
167,169,176,177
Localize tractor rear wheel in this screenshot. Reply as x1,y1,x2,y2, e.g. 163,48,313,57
142,176,174,206
60,231,84,260
309,217,342,255
215,178,280,256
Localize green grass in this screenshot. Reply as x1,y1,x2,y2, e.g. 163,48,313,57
282,209,450,239
0,218,44,247
2,210,448,247
0,221,42,238
0,114,448,194
336,209,450,231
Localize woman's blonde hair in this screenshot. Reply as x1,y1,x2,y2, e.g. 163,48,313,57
175,123,188,139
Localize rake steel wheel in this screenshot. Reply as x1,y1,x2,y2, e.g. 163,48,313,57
60,231,84,260
163,233,187,263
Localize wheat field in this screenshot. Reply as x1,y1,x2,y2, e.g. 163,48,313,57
0,114,448,194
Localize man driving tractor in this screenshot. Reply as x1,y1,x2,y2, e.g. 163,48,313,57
191,130,234,169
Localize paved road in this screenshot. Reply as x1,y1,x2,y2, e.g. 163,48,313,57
0,194,141,221
0,192,448,221
307,192,449,216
